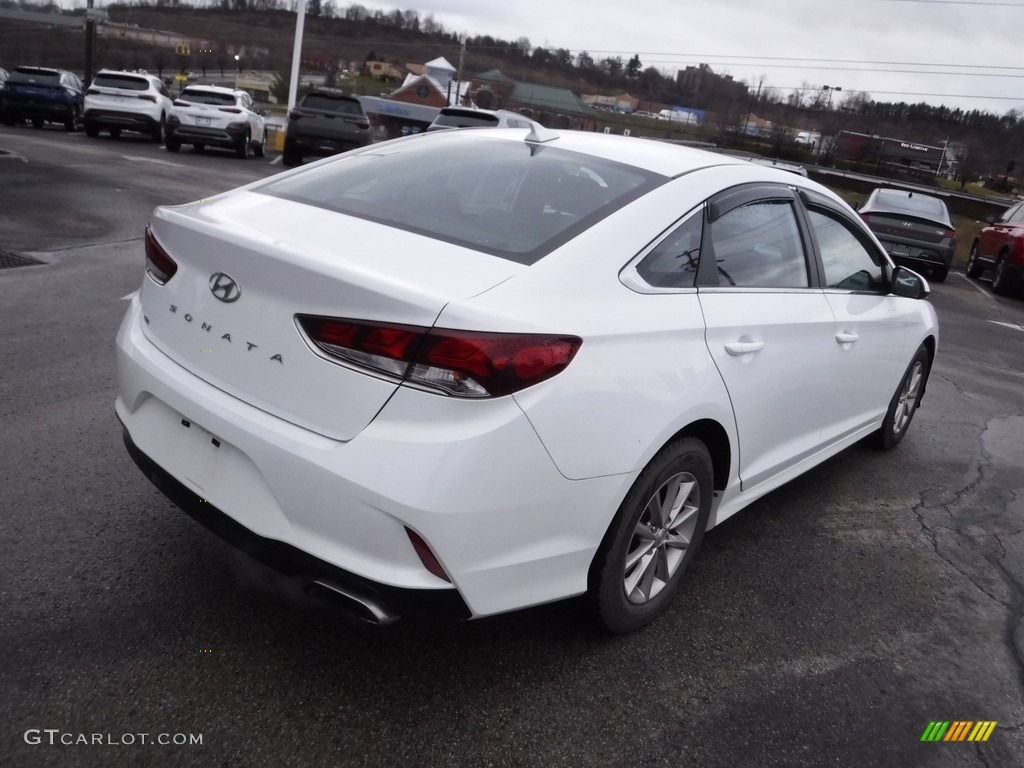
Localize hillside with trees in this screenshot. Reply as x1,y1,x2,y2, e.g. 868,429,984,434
2,0,1023,184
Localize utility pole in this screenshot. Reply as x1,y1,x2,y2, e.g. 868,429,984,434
455,36,465,105
288,0,307,111
84,0,96,86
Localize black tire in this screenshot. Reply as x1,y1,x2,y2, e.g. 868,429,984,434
965,241,984,278
151,114,165,143
31,117,43,129
165,138,181,153
64,105,79,132
931,267,948,283
85,124,99,138
589,437,713,634
877,345,930,450
992,253,1012,295
235,130,252,159
254,139,265,158
282,142,302,167
109,128,121,139
192,143,204,152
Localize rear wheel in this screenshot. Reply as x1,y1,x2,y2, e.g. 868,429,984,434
151,114,165,142
235,130,252,159
992,253,1013,295
165,138,181,153
85,124,99,138
64,105,79,132
253,138,265,158
282,142,302,167
192,143,205,152
965,241,984,278
931,267,948,283
877,345,930,450
31,117,43,129
589,437,713,633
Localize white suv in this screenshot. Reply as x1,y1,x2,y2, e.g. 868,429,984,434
84,69,173,142
165,85,266,159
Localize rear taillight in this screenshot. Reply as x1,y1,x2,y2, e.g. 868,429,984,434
343,117,370,129
943,228,956,239
287,108,305,119
138,94,157,103
172,99,191,107
297,316,581,398
144,226,177,284
86,87,101,95
859,213,872,225
219,107,242,114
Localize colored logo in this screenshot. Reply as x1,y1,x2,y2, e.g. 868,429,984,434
920,721,997,742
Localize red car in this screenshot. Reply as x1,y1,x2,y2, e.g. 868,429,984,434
967,201,1024,294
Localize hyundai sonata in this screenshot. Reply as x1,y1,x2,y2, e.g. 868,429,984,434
116,127,937,633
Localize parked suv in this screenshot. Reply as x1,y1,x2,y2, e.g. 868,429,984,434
165,84,266,159
282,89,372,167
966,201,1024,294
0,66,84,131
83,69,173,141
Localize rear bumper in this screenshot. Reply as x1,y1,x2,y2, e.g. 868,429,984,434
166,123,247,148
284,132,370,158
2,100,73,121
115,295,627,618
84,109,161,131
121,427,471,620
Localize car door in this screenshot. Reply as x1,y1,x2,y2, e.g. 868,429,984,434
799,190,908,443
697,184,836,491
980,202,1021,260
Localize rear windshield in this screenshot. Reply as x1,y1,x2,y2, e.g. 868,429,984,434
301,93,362,114
180,88,235,106
873,190,948,221
433,112,500,129
93,74,149,91
10,69,60,85
259,133,664,265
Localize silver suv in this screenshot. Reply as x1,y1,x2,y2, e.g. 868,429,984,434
84,70,173,141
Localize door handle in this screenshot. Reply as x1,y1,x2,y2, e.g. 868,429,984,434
835,331,860,344
725,340,765,356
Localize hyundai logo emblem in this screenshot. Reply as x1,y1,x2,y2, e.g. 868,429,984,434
209,272,241,303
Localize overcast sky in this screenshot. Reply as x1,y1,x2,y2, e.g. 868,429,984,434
338,0,1024,114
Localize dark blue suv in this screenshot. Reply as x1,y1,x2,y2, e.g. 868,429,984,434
1,66,85,131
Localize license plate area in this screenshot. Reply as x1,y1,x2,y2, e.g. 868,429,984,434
196,116,211,126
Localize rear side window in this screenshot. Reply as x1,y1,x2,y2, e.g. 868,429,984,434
635,210,703,289
260,134,664,264
92,74,149,91
709,201,809,288
301,94,363,114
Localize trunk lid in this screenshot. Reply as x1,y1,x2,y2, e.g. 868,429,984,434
139,191,522,440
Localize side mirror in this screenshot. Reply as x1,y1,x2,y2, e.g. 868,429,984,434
891,265,930,299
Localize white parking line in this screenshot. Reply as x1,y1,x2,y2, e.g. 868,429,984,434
121,155,185,168
950,271,997,303
990,320,1024,333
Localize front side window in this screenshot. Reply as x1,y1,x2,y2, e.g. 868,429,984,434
808,208,885,292
709,200,808,288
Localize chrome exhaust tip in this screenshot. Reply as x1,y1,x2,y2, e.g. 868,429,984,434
306,580,400,626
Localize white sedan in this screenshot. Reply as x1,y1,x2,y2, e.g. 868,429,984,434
116,128,937,632
164,84,266,159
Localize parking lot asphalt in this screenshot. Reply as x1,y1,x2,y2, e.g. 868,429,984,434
1,125,1023,767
